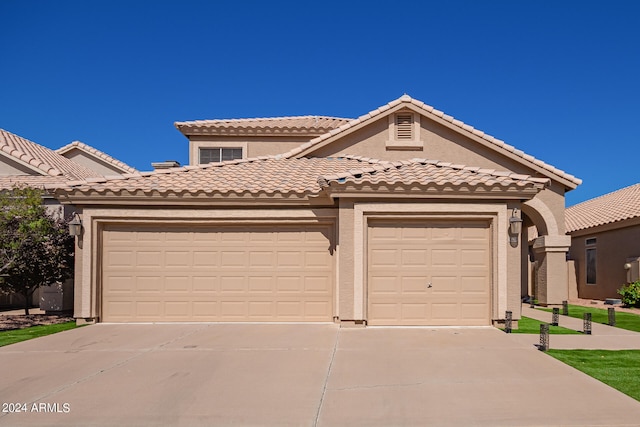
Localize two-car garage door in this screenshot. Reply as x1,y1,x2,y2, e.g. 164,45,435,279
101,224,334,322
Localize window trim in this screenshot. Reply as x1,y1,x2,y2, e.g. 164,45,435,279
190,141,248,165
585,237,597,285
199,147,243,164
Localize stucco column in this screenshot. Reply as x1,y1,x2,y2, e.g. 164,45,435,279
338,199,355,322
533,235,571,306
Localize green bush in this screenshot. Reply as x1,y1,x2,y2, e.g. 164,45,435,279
618,281,640,308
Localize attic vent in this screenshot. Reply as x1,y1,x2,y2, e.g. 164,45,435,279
395,114,413,140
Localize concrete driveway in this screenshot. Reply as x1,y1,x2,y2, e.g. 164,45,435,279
1,324,640,426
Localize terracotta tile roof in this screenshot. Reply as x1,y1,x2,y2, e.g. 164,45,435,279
566,183,640,233
319,156,550,191
0,175,71,190
56,141,138,174
175,115,351,136
0,128,99,180
58,157,363,197
279,95,582,188
55,155,548,200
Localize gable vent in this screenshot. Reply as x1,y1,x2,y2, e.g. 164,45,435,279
395,114,413,140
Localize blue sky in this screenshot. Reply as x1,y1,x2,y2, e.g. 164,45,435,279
1,1,638,206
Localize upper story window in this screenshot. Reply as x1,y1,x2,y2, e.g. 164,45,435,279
386,111,422,150
199,147,242,164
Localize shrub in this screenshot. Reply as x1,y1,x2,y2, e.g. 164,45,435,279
618,281,640,308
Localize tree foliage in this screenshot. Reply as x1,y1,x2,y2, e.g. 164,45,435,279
0,186,74,315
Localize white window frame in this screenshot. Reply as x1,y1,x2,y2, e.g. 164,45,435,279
198,147,243,164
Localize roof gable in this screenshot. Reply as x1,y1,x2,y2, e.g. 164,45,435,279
566,183,640,233
0,129,99,180
56,141,138,175
279,95,581,189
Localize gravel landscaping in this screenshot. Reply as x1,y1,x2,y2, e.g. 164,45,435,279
0,312,75,331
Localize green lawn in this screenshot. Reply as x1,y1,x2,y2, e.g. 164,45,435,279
542,305,640,333
547,350,640,401
0,322,78,347
501,316,581,334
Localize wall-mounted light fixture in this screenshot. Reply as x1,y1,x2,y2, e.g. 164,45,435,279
68,213,83,237
509,208,523,245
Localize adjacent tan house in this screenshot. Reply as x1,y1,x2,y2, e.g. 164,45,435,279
54,95,581,326
566,183,640,300
0,128,137,310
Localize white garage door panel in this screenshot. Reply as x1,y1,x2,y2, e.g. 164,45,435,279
368,220,491,326
102,225,333,322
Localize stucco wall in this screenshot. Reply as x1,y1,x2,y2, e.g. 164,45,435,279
570,222,640,300
0,155,35,175
62,150,126,176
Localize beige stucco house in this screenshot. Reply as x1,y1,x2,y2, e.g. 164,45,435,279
55,95,581,326
0,128,137,310
566,183,640,300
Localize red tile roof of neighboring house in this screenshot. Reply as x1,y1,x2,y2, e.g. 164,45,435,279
566,183,640,233
175,116,351,136
0,175,72,190
56,141,138,174
56,155,548,199
0,129,100,180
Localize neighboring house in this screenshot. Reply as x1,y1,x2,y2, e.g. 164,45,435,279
566,183,640,300
55,95,581,326
56,141,138,176
0,128,137,311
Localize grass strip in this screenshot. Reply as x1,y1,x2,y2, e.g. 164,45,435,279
547,349,640,402
0,322,78,347
501,316,581,334
541,305,640,333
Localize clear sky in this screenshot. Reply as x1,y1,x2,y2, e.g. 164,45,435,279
1,1,638,206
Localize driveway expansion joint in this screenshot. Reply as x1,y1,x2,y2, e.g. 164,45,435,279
313,328,339,427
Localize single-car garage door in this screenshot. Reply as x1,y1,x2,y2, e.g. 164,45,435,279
101,224,334,322
368,220,491,326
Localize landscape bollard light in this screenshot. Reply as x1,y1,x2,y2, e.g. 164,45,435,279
584,313,592,335
530,295,535,309
552,308,559,326
608,307,616,327
562,300,568,316
505,311,512,333
539,324,549,351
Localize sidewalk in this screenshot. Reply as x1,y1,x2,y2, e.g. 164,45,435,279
0,308,46,316
508,304,640,350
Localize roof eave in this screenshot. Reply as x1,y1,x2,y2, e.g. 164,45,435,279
567,215,640,236
321,183,544,200
53,189,332,206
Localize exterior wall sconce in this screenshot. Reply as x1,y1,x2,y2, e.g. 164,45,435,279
509,208,523,245
68,213,83,237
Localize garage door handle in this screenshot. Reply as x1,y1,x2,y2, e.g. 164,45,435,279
427,282,432,288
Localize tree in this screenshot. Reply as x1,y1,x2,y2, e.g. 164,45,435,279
0,186,74,315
